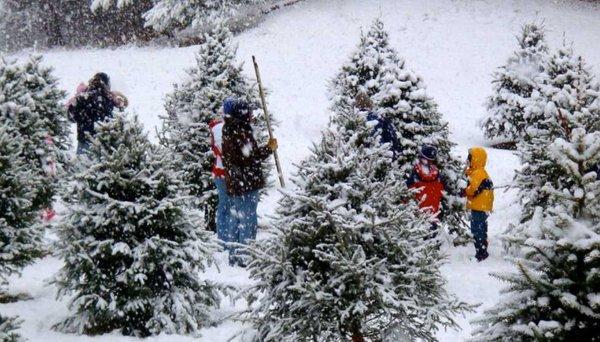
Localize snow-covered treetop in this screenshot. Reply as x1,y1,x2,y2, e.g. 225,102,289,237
517,23,549,54
329,18,392,113
164,22,252,124
539,42,600,136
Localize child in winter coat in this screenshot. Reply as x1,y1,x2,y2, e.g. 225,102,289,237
407,145,446,237
463,147,494,261
355,92,401,158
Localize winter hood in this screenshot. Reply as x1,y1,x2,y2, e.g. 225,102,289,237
469,147,487,170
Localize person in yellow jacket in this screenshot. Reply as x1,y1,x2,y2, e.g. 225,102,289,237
463,147,494,261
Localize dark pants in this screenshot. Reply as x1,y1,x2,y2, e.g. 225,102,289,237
76,140,90,155
470,210,488,257
204,190,218,232
428,222,439,239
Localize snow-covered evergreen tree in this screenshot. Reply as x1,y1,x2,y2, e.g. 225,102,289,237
514,43,600,222
473,128,600,341
54,113,223,337
160,23,270,230
244,106,470,341
542,43,600,134
329,18,391,115
0,55,69,210
481,23,549,145
92,0,265,35
0,314,22,342
20,54,70,158
330,18,468,242
0,124,43,289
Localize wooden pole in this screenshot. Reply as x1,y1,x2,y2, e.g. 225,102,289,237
252,55,286,188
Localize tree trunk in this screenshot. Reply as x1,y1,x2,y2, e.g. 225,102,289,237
350,321,365,342
351,334,366,342
43,1,65,46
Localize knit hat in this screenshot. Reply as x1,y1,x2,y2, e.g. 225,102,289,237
420,145,438,161
223,97,236,115
223,97,251,118
355,91,373,110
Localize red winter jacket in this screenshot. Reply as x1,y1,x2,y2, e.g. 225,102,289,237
407,160,445,216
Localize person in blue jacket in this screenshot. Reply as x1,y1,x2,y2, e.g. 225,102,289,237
355,91,401,158
589,164,600,180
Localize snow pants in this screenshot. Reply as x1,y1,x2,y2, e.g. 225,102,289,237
228,190,260,265
470,210,489,257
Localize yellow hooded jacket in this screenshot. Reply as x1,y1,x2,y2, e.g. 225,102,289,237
465,147,494,212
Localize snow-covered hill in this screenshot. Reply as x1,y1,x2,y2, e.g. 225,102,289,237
4,0,600,341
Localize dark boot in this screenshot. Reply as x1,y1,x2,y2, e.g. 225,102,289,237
477,249,489,262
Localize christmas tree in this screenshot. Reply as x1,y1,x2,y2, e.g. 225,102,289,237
0,314,22,342
245,106,470,341
160,22,269,230
20,54,70,162
0,55,69,210
54,113,223,337
0,124,44,292
473,128,600,341
330,18,468,242
514,43,600,223
481,23,549,145
329,18,391,115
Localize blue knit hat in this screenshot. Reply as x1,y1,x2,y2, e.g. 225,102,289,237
223,97,251,118
420,145,438,161
223,97,236,115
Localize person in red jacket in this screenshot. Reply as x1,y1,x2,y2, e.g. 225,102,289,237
406,145,446,238
209,115,231,241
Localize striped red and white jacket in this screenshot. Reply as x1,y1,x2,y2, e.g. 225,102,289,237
209,119,226,178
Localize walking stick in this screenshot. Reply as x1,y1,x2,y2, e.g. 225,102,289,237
252,56,286,187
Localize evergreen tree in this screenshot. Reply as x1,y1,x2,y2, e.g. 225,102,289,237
245,107,470,341
0,124,43,290
92,0,265,35
329,18,391,115
20,54,71,204
20,55,70,155
0,55,69,210
0,314,22,342
514,43,600,223
54,113,223,337
160,23,270,230
472,128,600,341
481,23,549,145
330,18,468,242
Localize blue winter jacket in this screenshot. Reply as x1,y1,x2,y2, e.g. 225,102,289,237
590,164,600,180
366,111,401,158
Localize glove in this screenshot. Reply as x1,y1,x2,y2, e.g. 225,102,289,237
268,138,278,151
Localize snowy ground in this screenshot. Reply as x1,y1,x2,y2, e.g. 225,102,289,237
4,0,600,340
